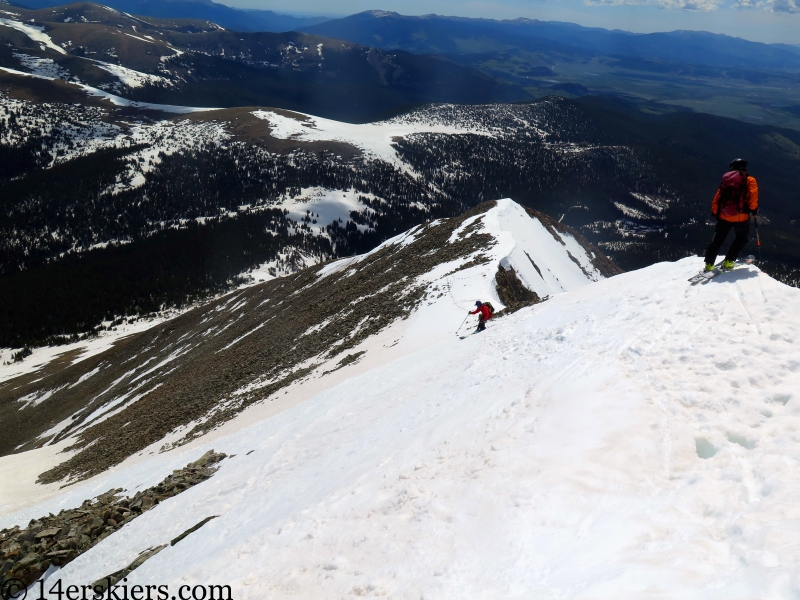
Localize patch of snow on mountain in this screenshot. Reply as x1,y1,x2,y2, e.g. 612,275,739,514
91,59,172,88
0,17,66,54
614,201,661,221
0,316,170,385
630,192,670,213
252,109,493,170
13,52,70,79
0,90,123,165
109,119,230,193
75,84,214,113
0,64,216,113
123,32,154,44
274,187,378,232
246,248,325,284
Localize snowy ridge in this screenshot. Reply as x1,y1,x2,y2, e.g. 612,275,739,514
250,101,595,169
90,59,174,90
487,200,601,296
2,221,799,596
311,199,600,303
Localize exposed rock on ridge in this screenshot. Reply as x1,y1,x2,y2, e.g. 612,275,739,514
0,450,225,589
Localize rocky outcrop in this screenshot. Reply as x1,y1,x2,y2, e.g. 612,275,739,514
495,265,542,314
0,451,225,588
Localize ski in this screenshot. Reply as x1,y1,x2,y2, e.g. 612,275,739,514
688,256,754,285
688,261,723,284
459,330,485,339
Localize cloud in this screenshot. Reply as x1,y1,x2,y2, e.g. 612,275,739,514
585,0,723,11
587,0,800,11
732,0,800,12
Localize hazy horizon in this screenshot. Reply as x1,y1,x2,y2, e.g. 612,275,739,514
221,0,800,45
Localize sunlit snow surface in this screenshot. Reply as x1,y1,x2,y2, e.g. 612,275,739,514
2,201,800,597
90,59,173,89
0,17,66,54
12,52,70,79
0,65,214,113
273,187,380,232
252,108,496,169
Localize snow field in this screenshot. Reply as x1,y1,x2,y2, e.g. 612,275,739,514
0,17,66,54
0,65,216,113
251,109,495,171
12,52,70,80
90,59,173,89
273,187,381,233
5,256,800,598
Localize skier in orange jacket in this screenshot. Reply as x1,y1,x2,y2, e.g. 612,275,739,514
703,158,759,272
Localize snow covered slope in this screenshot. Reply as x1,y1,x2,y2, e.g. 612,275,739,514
0,200,611,483
4,202,800,597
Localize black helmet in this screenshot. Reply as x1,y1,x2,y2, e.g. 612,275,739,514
729,158,747,171
475,301,482,307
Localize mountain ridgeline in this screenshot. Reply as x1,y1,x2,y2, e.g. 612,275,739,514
10,0,331,33
302,11,800,69
301,11,800,130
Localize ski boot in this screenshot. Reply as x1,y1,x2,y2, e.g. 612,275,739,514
722,260,735,271
704,263,715,273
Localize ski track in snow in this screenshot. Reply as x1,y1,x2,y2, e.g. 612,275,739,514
2,200,800,596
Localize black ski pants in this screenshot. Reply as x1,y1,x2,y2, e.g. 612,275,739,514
704,219,749,265
476,317,487,332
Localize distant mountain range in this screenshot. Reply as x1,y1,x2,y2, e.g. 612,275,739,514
5,1,799,126
302,11,800,130
0,3,527,120
301,11,800,70
8,0,330,32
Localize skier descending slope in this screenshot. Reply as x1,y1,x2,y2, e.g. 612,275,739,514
468,300,494,334
703,158,759,273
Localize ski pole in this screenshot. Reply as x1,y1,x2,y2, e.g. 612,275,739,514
754,215,762,261
455,314,469,336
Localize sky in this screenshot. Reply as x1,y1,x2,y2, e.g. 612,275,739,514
223,0,800,44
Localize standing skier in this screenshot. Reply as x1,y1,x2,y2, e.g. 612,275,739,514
469,301,493,333
703,158,759,272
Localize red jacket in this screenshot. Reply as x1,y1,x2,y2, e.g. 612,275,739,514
470,305,491,320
